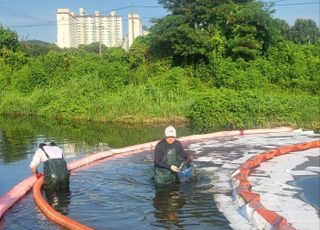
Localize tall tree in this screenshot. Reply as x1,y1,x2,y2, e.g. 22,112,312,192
78,42,107,54
152,0,277,63
20,40,59,57
289,19,320,44
129,37,150,68
149,15,188,63
0,24,20,53
271,19,291,41
223,1,277,60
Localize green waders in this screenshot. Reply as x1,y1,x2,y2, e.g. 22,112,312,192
155,148,181,185
41,147,70,191
43,159,70,190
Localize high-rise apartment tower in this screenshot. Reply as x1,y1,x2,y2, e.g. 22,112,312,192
128,13,143,48
57,8,123,48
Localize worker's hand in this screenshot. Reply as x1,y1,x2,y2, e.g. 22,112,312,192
170,165,180,172
31,168,41,178
36,173,43,179
31,168,38,175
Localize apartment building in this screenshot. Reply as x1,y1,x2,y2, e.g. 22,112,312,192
56,9,78,48
57,8,123,48
128,13,143,48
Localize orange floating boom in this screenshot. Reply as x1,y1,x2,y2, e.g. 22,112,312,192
32,175,94,230
232,140,320,230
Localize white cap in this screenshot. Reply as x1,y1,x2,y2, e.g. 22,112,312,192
165,126,176,137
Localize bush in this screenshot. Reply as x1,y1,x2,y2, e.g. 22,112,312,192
187,89,320,131
0,93,37,115
12,60,47,93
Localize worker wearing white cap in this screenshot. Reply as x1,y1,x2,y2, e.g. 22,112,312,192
154,126,193,185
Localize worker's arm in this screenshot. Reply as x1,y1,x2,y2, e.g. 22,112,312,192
154,144,171,169
30,149,42,175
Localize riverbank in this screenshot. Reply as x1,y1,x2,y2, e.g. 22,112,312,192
0,86,320,132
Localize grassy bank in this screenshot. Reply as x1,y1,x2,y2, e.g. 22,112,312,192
0,41,319,132
0,85,319,132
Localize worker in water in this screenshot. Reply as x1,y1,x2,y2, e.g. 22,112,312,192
154,126,194,185
30,141,70,190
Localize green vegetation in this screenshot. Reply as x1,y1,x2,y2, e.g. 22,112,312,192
187,89,319,131
0,1,319,131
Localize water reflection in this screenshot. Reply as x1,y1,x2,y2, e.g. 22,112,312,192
0,114,197,202
153,185,186,228
0,115,195,164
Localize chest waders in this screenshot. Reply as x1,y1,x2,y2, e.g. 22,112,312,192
155,147,182,185
41,147,70,191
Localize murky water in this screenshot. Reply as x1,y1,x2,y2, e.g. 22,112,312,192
0,115,195,195
0,115,231,229
67,153,230,229
2,152,231,229
2,115,318,229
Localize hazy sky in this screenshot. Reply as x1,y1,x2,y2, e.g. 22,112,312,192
0,0,319,43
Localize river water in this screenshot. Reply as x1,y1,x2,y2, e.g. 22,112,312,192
0,115,231,229
2,115,318,229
